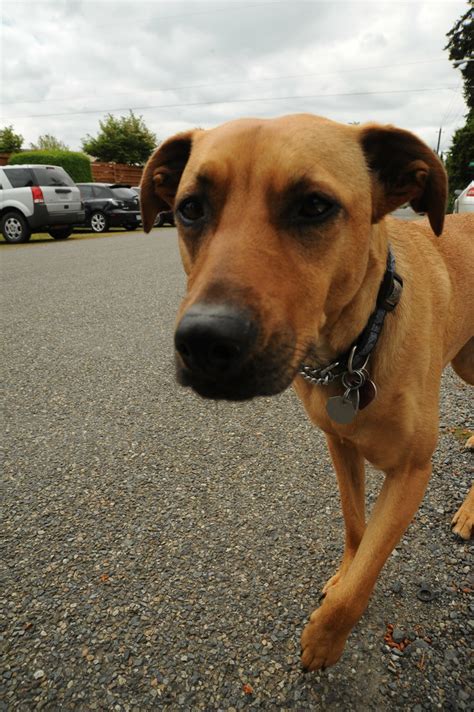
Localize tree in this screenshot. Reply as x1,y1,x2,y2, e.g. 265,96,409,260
81,111,157,165
444,4,474,207
30,134,69,151
445,112,474,191
445,6,473,110
0,125,24,152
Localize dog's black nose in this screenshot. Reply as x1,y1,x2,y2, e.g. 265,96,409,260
174,304,258,378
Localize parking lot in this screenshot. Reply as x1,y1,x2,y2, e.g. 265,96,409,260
1,231,472,710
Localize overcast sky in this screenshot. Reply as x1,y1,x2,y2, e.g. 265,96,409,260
1,0,469,156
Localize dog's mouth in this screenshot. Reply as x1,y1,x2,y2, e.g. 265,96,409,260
175,344,298,401
173,303,300,401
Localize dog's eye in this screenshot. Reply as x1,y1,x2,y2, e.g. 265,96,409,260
299,194,336,220
177,198,204,223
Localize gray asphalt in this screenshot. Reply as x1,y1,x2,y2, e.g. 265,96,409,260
1,231,472,710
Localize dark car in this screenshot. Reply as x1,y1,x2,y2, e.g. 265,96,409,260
76,183,141,233
155,210,175,227
131,188,174,228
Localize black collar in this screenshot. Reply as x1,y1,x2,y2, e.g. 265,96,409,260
299,246,403,387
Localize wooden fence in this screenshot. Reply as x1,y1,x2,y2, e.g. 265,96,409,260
91,162,143,185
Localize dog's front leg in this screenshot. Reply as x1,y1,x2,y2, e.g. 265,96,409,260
322,435,366,593
301,460,432,671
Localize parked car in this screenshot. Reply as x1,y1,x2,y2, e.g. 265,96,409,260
76,183,141,233
155,210,175,227
391,203,425,221
0,164,84,243
132,186,175,228
453,181,474,213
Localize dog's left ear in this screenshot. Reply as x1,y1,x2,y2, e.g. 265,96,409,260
140,129,200,232
360,124,447,236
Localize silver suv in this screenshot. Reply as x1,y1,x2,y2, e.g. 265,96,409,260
0,165,85,243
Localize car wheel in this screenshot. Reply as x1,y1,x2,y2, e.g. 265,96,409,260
1,211,32,243
49,228,73,240
155,214,163,227
90,211,109,233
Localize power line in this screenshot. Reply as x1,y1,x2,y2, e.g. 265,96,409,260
439,79,464,127
2,57,448,107
5,86,458,121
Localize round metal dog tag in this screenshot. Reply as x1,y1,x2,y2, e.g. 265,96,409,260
326,394,358,425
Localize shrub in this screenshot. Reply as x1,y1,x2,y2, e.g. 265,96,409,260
8,150,92,182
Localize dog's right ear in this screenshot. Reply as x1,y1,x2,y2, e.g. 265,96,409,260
140,130,198,232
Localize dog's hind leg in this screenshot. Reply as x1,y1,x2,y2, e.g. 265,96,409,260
451,337,474,386
322,435,366,594
452,484,474,539
451,339,474,448
449,338,473,538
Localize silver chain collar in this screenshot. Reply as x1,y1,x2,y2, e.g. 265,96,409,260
299,345,369,387
299,360,341,386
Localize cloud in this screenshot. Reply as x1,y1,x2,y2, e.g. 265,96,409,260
1,0,468,156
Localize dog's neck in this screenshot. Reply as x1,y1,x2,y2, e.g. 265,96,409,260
316,224,390,364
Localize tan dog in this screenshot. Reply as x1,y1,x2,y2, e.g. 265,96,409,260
140,114,474,671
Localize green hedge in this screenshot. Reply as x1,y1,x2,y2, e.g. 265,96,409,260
8,150,92,182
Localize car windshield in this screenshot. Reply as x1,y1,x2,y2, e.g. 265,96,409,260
32,166,75,187
111,187,137,200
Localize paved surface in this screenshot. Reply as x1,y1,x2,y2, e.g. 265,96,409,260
1,232,472,710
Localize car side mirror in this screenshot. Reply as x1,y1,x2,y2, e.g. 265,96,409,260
453,190,462,197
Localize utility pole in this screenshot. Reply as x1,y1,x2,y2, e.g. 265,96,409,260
436,127,442,156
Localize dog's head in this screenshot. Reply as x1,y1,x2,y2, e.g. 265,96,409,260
141,114,447,400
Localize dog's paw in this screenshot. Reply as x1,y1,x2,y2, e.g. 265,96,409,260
300,607,348,671
322,569,346,595
321,550,358,594
322,558,353,594
451,502,473,540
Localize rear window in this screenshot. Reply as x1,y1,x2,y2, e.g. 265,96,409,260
3,167,35,188
111,187,138,200
31,166,74,187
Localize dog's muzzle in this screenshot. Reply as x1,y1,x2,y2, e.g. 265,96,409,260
174,302,296,400
174,303,258,398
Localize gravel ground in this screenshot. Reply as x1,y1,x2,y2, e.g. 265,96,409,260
1,231,472,711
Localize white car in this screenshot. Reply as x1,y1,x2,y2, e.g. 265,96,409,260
391,203,425,221
0,164,84,243
453,181,474,213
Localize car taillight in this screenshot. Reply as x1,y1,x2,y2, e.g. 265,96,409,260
31,186,44,204
466,187,474,197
